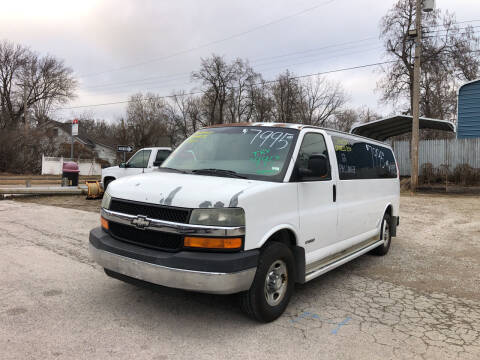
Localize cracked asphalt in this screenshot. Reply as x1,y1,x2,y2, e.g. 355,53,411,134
1,194,479,359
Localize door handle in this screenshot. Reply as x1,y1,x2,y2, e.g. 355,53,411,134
333,184,337,202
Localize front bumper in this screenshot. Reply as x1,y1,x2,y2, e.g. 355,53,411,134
89,227,258,294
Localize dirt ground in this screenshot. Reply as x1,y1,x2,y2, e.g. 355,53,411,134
343,193,480,301
13,194,102,213
2,193,480,359
12,192,480,301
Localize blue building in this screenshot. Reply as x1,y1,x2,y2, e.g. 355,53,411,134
458,79,480,138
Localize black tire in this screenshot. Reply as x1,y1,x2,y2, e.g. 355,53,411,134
240,242,295,323
371,213,392,256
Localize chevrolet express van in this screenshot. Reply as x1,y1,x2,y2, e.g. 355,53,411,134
89,123,399,322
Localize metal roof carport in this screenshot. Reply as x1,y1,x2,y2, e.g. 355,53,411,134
350,115,456,141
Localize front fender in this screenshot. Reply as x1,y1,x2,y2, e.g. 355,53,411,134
256,223,301,249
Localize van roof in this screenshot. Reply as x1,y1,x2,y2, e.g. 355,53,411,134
205,122,391,148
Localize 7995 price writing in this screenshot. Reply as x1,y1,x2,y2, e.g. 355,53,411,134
245,129,293,150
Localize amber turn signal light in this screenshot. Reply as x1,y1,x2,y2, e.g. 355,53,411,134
101,216,109,230
184,237,242,249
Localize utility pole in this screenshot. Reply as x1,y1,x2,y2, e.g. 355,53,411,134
23,83,28,168
411,0,423,193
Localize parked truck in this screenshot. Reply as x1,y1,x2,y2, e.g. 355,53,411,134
101,147,172,189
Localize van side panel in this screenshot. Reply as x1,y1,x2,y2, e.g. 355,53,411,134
330,134,400,248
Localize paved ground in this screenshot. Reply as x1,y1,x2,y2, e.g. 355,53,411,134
1,194,479,359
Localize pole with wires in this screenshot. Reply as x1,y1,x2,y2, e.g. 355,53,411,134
411,0,423,193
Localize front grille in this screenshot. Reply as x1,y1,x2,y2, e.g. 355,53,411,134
109,222,183,251
110,199,190,223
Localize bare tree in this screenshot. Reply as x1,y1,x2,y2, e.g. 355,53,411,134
125,93,169,148
271,70,302,123
192,55,238,125
329,106,382,132
378,0,479,119
250,80,274,122
298,77,348,126
0,40,77,128
226,59,260,123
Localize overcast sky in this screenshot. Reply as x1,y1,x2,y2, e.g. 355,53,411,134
1,0,479,123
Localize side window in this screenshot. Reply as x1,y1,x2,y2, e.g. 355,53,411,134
295,133,331,181
155,150,171,165
332,136,397,180
127,150,152,168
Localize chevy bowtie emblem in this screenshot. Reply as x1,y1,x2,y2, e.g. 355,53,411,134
131,215,150,229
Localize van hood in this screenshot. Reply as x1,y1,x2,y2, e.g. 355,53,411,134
106,171,263,208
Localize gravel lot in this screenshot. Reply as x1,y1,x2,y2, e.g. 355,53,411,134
1,194,480,359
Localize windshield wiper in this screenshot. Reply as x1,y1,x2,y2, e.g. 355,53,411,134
191,168,248,179
158,167,189,174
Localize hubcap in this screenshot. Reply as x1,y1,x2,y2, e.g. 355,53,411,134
264,260,288,306
382,219,390,246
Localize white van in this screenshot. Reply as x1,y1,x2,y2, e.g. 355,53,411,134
101,147,172,189
90,123,399,322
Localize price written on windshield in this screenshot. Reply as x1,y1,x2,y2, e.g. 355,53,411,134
245,129,293,150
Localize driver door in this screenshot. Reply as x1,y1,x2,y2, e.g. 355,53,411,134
123,149,152,177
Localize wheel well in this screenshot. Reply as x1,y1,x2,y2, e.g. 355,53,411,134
262,229,305,284
385,205,392,216
263,229,297,249
104,176,115,183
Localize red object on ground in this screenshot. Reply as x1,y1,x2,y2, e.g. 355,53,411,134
62,162,80,173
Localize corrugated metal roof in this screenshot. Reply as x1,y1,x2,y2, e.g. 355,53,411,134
350,115,456,141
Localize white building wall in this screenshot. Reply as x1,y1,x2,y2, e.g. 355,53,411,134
41,155,102,176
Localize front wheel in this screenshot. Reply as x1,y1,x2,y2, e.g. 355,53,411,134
240,242,295,322
371,213,392,256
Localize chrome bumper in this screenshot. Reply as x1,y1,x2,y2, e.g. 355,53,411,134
89,243,256,295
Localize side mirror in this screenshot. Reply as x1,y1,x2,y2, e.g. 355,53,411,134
119,162,126,168
153,160,163,167
298,154,329,180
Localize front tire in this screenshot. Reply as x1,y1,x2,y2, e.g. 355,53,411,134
240,242,295,322
371,213,392,256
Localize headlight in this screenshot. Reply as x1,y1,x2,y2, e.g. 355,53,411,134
189,208,245,227
101,191,112,209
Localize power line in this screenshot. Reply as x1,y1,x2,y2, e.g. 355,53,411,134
55,60,396,111
426,25,480,34
82,41,382,93
82,26,472,93
103,45,384,96
77,0,337,79
82,36,379,91
424,19,480,29
78,28,477,95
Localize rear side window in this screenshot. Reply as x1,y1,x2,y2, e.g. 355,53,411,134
332,136,397,180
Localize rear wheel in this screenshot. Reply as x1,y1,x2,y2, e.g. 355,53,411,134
372,213,392,256
240,242,295,322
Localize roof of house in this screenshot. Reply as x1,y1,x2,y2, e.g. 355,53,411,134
46,120,115,149
350,115,456,141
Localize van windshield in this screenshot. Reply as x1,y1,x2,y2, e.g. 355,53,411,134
161,126,299,181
